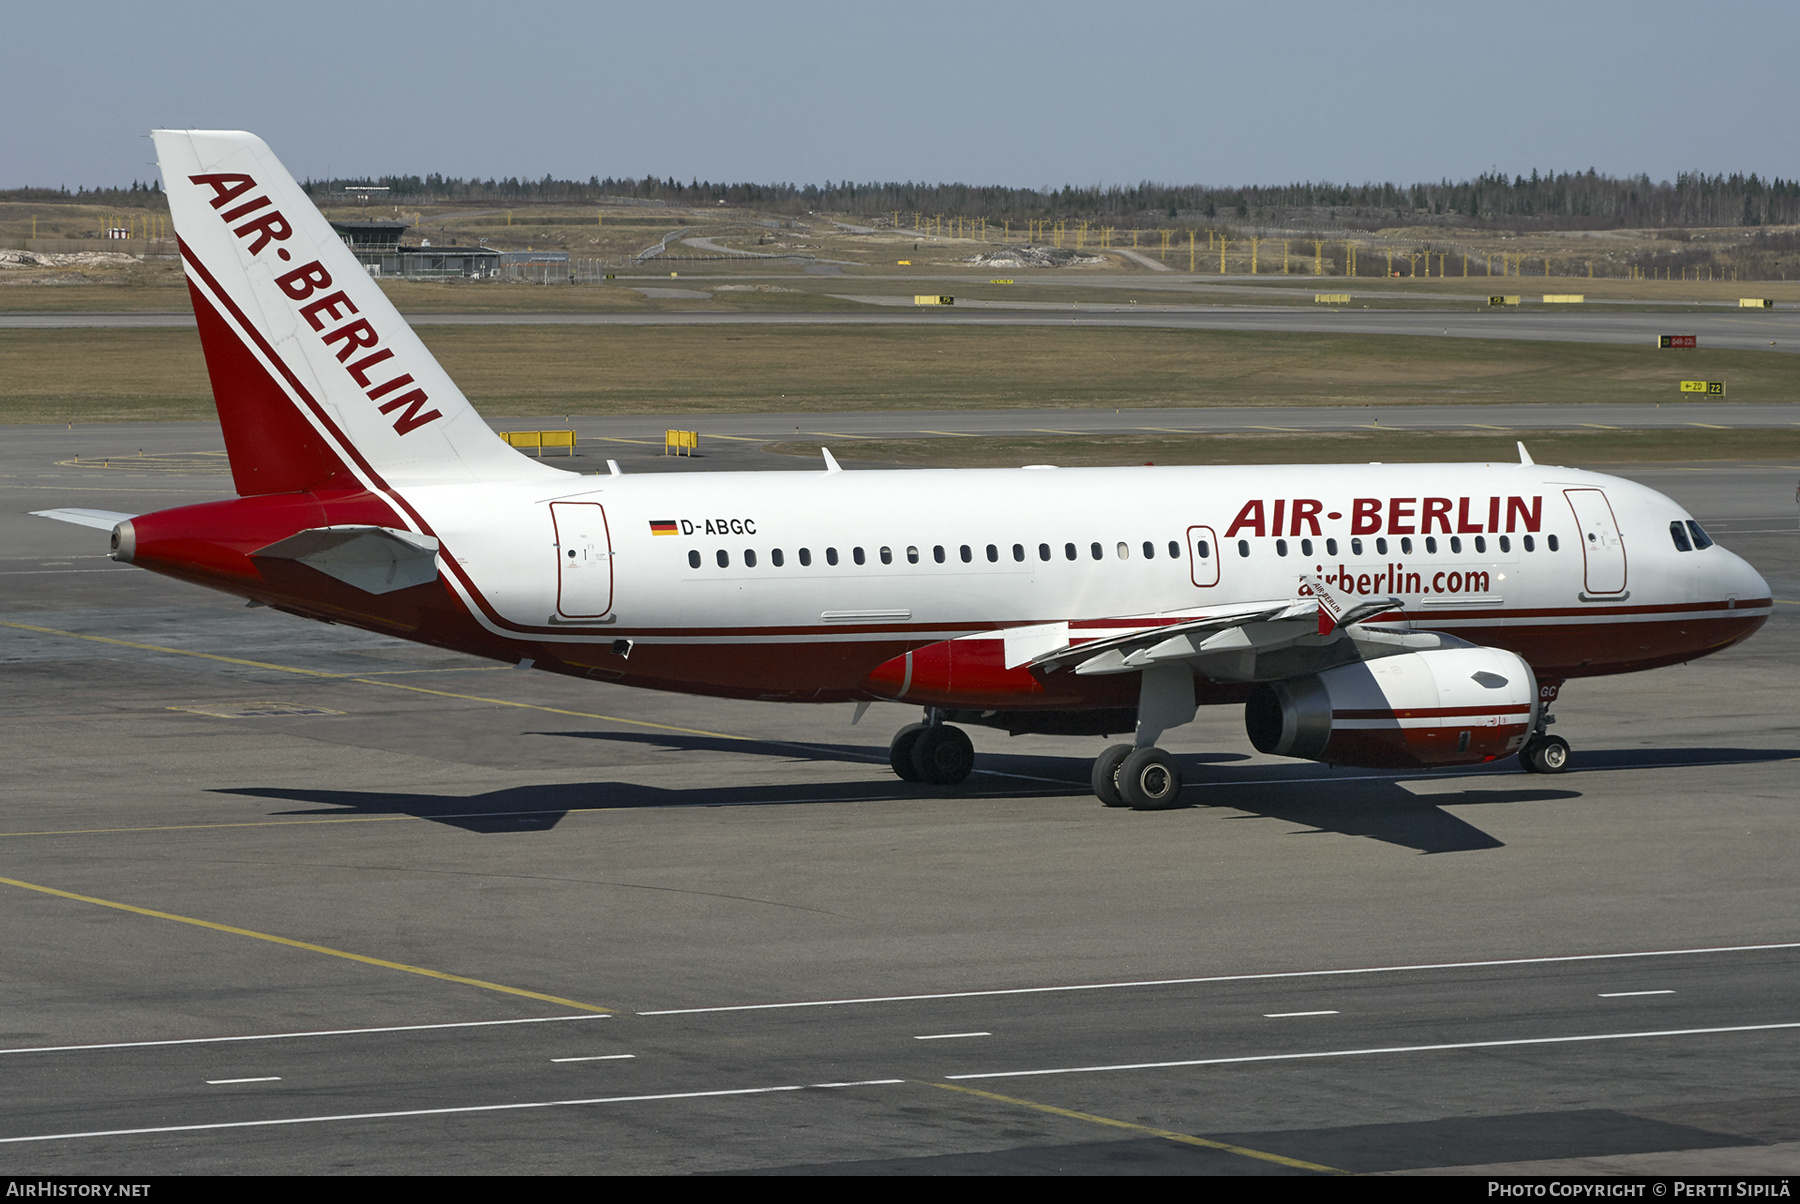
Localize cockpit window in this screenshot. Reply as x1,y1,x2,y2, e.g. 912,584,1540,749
1669,521,1693,552
1686,520,1714,550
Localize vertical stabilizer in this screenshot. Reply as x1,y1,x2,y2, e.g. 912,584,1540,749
153,130,558,494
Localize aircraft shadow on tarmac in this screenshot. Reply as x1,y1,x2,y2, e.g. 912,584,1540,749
215,735,1792,850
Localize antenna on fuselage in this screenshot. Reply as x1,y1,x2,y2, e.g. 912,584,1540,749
1517,441,1535,465
821,447,843,473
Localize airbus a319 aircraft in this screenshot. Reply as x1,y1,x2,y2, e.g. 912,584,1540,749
36,131,1772,809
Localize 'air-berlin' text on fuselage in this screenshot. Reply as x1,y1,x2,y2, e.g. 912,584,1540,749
1224,496,1544,538
187,172,442,436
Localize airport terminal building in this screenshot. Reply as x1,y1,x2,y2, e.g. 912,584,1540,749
329,220,500,279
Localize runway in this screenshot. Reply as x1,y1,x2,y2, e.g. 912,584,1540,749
5,303,1798,355
4,419,1798,1174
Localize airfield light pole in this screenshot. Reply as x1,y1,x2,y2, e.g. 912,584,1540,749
1219,237,1227,274
1188,229,1195,272
1313,239,1324,275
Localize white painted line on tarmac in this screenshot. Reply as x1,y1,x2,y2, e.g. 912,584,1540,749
946,1020,1800,1082
1263,1011,1339,1018
0,1082,838,1144
206,1077,280,1085
0,1013,609,1057
636,941,1800,1016
551,1055,636,1063
1599,990,1676,998
914,1032,991,1040
812,1079,906,1088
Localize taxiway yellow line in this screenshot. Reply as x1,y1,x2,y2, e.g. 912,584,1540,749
925,1082,1344,1174
346,677,747,741
0,621,746,741
0,874,612,1014
0,620,339,677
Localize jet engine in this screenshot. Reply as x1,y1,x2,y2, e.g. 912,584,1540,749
1245,646,1538,769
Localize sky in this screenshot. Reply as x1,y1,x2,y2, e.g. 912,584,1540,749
6,0,1798,193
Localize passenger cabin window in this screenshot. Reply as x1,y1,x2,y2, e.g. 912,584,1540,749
1523,535,1535,552
1350,538,1362,556
1090,542,1103,560
853,547,866,565
1300,538,1313,557
1400,537,1412,555
1425,536,1438,554
1330,538,1341,556
1237,540,1250,557
1449,536,1461,554
1474,536,1486,554
1013,543,1025,562
1167,540,1179,558
986,544,999,563
933,545,945,563
772,549,784,567
688,550,701,569
1143,541,1155,559
799,547,813,566
1670,521,1693,552
744,549,757,567
1039,543,1051,561
1547,534,1560,552
1065,543,1078,561
1498,536,1510,553
907,546,919,564
879,546,892,565
1195,539,1211,559
1376,537,1389,555
716,550,729,568
1116,542,1129,559
826,547,839,565
1276,539,1289,557
960,545,972,563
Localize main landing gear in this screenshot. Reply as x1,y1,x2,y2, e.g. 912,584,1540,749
889,712,975,785
1092,744,1184,810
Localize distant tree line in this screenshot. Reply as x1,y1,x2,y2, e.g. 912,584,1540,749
7,170,1799,232
281,168,1800,231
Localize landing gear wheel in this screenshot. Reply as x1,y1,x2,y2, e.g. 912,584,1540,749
1521,734,1570,775
1091,744,1134,807
1119,748,1183,810
911,725,974,785
889,723,928,782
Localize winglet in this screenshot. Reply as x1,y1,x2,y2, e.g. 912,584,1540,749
821,447,843,473
1299,572,1344,635
1517,441,1534,465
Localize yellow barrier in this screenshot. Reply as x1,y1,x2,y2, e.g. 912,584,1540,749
665,429,699,456
1542,294,1585,304
1679,381,1726,396
1488,295,1521,306
1313,293,1351,304
896,260,911,265
914,294,954,305
989,279,1014,284
501,430,577,457
1740,298,1773,308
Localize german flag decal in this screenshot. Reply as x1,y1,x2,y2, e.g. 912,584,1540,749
649,520,678,536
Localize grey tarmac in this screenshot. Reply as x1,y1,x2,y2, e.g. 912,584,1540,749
2,417,1797,1175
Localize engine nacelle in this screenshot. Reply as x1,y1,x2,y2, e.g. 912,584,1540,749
1245,646,1538,769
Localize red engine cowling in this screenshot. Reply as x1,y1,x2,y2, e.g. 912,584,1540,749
1245,647,1539,769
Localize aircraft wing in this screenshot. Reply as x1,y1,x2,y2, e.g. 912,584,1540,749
31,508,136,531
1032,583,1458,683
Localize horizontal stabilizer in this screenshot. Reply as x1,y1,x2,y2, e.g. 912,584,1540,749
31,508,137,531
251,525,440,594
